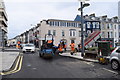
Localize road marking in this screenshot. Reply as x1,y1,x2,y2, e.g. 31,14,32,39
0,55,23,75
11,56,23,74
102,68,118,74
84,62,95,67
0,56,21,75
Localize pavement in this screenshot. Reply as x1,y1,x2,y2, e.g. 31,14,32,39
0,48,19,72
59,52,99,63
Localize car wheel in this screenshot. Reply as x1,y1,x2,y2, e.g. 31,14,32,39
111,60,119,70
32,51,35,53
23,51,25,53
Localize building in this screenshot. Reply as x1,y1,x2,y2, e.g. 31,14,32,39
74,14,120,47
74,14,101,47
38,19,82,48
100,16,119,47
11,13,120,48
0,0,8,48
7,38,16,47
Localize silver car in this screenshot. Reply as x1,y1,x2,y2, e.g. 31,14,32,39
110,46,120,70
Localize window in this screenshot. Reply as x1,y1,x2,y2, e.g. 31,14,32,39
71,40,75,43
108,32,110,38
102,23,105,29
73,31,75,36
50,21,53,26
87,22,90,28
110,24,113,29
119,25,120,29
71,23,73,27
115,25,116,29
102,32,105,38
69,29,76,37
67,22,69,27
62,22,64,26
119,32,120,38
75,23,78,27
111,32,113,38
78,24,81,27
55,21,58,26
58,22,60,26
96,22,100,28
62,30,65,36
70,30,72,36
115,32,117,38
53,30,56,36
93,22,95,28
107,24,109,29
53,21,55,26
73,23,75,27
68,23,71,27
64,22,66,27
48,30,51,35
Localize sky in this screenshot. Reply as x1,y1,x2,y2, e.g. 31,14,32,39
3,0,120,39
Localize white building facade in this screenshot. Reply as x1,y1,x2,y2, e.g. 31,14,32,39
0,0,8,48
38,19,82,48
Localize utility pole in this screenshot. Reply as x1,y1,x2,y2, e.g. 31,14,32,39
80,2,84,57
78,0,90,57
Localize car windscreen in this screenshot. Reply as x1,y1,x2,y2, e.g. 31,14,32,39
25,44,34,47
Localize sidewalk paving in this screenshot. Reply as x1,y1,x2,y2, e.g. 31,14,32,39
59,52,99,63
0,51,19,72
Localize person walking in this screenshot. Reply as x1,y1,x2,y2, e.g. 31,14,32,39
64,42,67,52
58,41,63,53
70,42,75,55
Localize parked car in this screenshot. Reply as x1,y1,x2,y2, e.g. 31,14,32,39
22,44,35,53
110,46,120,70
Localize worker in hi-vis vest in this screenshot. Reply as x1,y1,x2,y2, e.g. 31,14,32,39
58,41,63,53
70,42,75,52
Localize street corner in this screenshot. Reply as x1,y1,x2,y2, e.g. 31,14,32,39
0,52,23,75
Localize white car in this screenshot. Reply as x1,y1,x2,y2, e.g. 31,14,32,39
22,44,35,53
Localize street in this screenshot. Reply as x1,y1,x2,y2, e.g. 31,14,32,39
2,50,120,79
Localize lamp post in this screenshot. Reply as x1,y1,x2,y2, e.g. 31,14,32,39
78,0,90,57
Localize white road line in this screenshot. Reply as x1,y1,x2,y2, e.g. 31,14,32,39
84,62,95,67
102,68,118,74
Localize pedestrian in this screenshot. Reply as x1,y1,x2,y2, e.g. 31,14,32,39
64,42,67,52
58,41,63,54
70,42,75,55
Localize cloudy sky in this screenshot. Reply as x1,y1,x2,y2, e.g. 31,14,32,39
3,0,120,39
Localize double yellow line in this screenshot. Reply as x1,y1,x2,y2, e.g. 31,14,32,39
0,53,23,75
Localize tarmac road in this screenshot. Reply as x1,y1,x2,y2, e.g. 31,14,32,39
2,51,120,79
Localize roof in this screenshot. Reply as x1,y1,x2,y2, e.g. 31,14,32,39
48,19,81,23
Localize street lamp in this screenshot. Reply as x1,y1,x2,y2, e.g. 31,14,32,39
78,0,90,57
